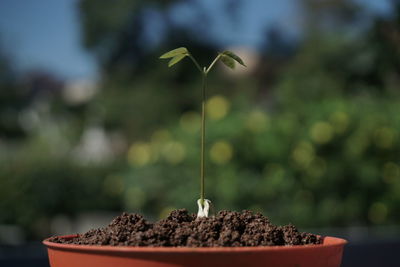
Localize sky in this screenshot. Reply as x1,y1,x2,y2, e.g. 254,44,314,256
0,0,97,80
0,0,394,81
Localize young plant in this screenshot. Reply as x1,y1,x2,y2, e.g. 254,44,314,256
160,47,246,217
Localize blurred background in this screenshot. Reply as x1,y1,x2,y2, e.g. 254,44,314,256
1,0,400,266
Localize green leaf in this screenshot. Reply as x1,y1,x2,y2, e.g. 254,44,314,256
168,54,187,67
160,47,188,59
221,55,235,69
221,50,246,67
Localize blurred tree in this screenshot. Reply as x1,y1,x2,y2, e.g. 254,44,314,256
0,49,28,139
78,0,245,139
79,0,204,75
302,0,362,32
256,27,296,104
275,0,400,104
361,1,400,94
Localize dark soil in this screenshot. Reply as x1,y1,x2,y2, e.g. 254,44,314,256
50,209,322,247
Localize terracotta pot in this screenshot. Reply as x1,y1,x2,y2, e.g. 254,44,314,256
43,235,347,267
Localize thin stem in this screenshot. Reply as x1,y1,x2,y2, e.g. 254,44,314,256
188,54,203,73
200,71,207,206
187,53,218,208
205,54,221,74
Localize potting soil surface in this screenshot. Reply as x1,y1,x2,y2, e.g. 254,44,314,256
50,209,322,247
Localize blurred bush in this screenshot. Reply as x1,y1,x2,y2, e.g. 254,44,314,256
123,94,400,227
0,140,121,239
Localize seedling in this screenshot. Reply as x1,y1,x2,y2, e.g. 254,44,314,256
160,47,246,217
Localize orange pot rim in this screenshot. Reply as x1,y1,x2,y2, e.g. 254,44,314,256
43,235,347,254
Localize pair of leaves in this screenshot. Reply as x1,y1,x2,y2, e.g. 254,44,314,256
160,47,246,69
220,51,246,69
159,47,188,67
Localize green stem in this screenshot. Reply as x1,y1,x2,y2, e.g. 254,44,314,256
206,54,221,74
200,71,207,206
189,53,222,207
189,54,203,73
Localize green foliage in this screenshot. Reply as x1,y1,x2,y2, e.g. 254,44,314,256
220,51,246,68
159,47,189,59
160,47,189,68
220,54,235,69
168,54,187,67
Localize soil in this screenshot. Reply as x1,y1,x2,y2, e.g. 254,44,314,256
50,209,322,247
